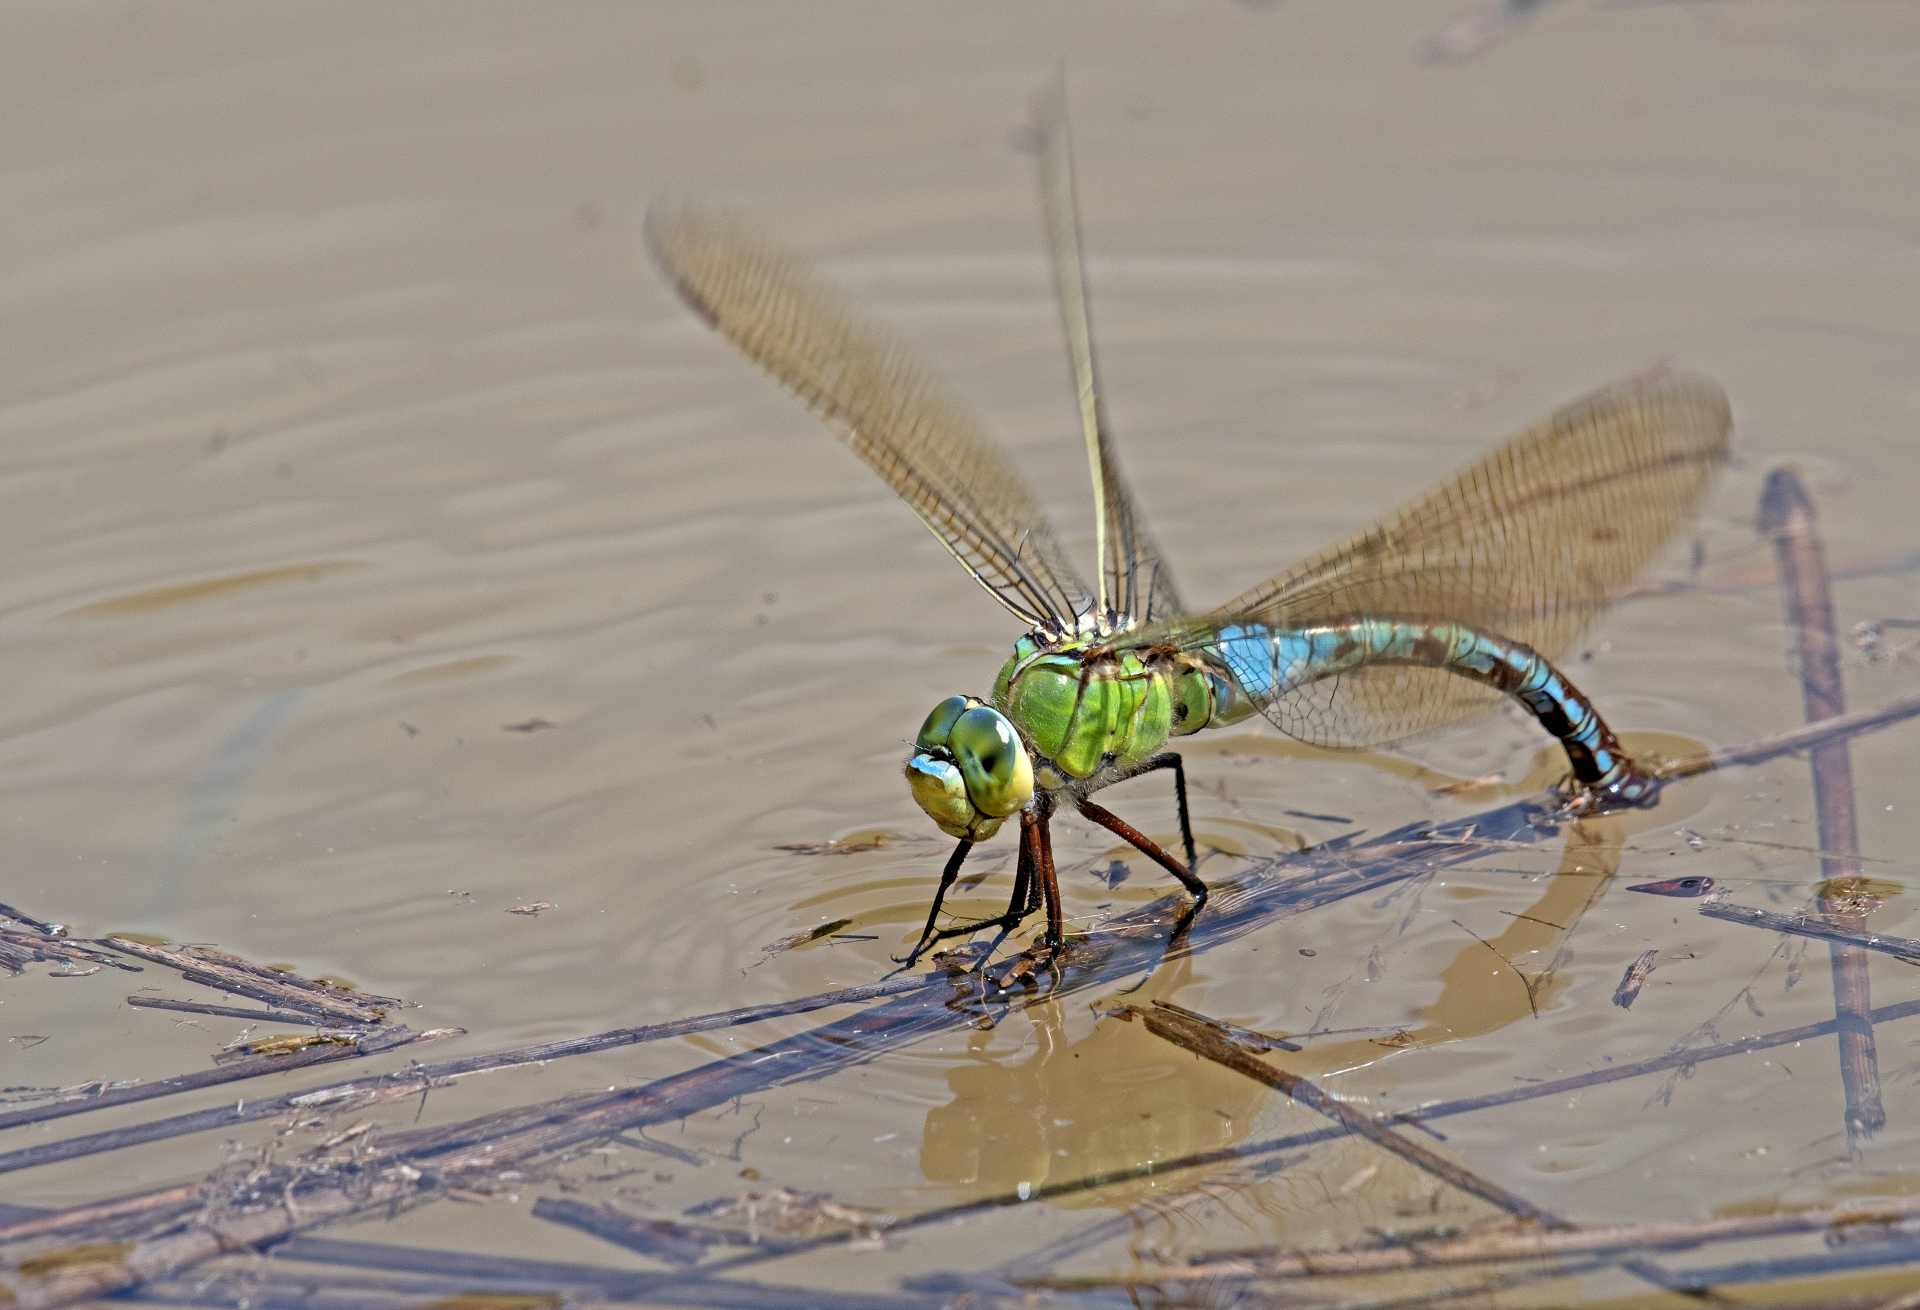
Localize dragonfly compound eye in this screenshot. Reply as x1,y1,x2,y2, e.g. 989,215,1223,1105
905,752,992,840
947,705,1034,819
914,694,979,750
904,699,1032,842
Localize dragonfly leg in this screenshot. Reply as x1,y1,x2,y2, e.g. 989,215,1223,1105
892,838,975,965
1035,800,1065,949
1077,799,1208,904
1001,841,1034,925
901,804,1060,965
1129,752,1198,875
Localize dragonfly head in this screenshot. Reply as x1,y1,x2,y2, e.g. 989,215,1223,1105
904,695,1034,841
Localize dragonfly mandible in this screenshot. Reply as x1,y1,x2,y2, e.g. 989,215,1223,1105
647,85,1733,967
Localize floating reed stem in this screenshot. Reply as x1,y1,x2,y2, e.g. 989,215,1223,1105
1760,465,1885,1138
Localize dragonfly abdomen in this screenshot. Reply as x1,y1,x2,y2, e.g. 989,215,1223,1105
1211,617,1651,800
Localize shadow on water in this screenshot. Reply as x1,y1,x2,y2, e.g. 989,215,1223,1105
142,688,302,919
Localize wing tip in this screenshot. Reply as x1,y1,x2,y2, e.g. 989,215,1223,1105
1580,365,1735,459
643,201,726,332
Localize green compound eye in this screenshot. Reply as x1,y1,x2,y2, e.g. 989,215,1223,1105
948,706,1033,819
905,753,983,839
914,695,978,750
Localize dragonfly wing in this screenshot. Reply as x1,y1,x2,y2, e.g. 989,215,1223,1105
647,205,1093,631
1031,80,1186,625
1140,370,1732,748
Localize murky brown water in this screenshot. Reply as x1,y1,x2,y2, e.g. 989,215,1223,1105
5,2,1920,1303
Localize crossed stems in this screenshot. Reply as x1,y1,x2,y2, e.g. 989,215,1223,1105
895,752,1208,967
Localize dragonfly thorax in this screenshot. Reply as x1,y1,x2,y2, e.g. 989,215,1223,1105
991,631,1240,787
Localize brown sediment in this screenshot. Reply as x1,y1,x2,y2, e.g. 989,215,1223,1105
1759,466,1885,1139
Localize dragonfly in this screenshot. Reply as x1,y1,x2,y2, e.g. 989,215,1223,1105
647,85,1733,967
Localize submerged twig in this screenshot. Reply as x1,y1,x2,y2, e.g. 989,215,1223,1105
976,989,1920,1281
1118,1002,1557,1223
1024,1191,1920,1288
1761,465,1885,1139
0,1027,458,1179
1701,900,1920,967
1652,687,1920,781
0,1026,435,1138
1,964,934,1144
529,1197,714,1266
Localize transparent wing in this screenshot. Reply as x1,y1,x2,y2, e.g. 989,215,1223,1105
1031,79,1186,626
647,204,1093,631
1127,370,1733,747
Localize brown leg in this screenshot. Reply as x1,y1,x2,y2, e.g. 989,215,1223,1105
1078,799,1208,903
1002,833,1033,924
1036,803,1063,948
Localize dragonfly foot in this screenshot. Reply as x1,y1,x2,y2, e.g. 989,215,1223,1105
1561,762,1661,814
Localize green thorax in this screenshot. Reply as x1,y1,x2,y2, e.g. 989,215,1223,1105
990,629,1219,786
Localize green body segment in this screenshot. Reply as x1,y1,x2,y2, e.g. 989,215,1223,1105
990,635,1254,783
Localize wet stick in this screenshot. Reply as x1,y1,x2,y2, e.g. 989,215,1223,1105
1124,1001,1717,1295
529,1197,713,1265
1760,466,1884,1138
0,1024,438,1137
0,1185,209,1248
974,993,1920,1283
18,994,1920,1298
0,930,139,977
0,969,933,1139
1118,1001,1557,1222
1699,899,1920,966
0,802,1526,1184
1021,1191,1920,1288
1653,686,1920,781
0,1028,456,1179
124,996,359,1028
131,1266,955,1310
98,938,393,1026
0,800,1535,1309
